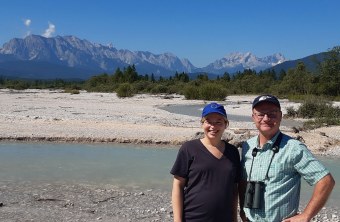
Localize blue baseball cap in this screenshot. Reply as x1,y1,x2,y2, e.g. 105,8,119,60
202,102,227,118
252,94,281,109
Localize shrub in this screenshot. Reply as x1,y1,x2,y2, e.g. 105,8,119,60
7,80,30,90
64,89,80,94
297,96,340,129
183,85,200,99
116,83,134,98
303,120,323,130
199,83,227,101
297,96,330,118
132,81,152,93
150,84,168,94
285,106,298,118
165,83,184,94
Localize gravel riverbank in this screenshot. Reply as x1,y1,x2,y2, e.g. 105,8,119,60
0,89,339,221
0,181,338,222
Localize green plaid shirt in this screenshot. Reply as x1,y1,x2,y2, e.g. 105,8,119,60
241,131,329,222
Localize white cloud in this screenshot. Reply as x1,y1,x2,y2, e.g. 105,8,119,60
24,19,31,27
42,22,56,38
23,19,32,37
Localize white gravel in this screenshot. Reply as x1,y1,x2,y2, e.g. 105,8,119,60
0,89,339,156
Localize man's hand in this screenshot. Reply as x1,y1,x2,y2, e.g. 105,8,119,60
282,213,310,222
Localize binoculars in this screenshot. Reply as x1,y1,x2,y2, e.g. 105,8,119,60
244,181,264,209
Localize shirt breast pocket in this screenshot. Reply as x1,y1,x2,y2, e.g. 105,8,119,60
268,163,288,181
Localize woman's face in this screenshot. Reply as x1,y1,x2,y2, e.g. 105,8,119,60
201,113,227,140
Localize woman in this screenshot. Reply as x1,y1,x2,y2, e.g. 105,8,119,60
170,102,241,222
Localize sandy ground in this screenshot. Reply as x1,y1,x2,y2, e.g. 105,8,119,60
0,88,340,156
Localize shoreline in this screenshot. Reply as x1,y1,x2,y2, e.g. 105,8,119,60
1,88,340,156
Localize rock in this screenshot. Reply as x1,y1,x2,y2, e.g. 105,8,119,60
319,132,327,136
292,126,300,133
295,135,305,143
233,129,247,134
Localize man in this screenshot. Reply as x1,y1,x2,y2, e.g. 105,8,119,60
239,94,335,222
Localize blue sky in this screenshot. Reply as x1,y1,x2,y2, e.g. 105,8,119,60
0,0,339,67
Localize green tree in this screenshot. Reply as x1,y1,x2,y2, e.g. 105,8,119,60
253,70,276,94
143,74,149,81
232,69,257,93
318,46,340,96
278,69,287,81
197,73,209,81
175,72,189,82
221,72,231,82
112,68,124,83
151,73,155,83
279,62,313,95
124,65,139,83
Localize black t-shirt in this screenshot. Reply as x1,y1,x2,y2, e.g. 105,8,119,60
170,139,241,222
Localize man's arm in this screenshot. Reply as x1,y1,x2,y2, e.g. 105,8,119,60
283,173,335,222
238,179,248,222
171,175,186,222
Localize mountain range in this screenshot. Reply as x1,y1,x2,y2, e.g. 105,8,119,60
0,35,319,80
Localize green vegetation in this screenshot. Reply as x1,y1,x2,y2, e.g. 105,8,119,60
1,46,340,128
116,83,134,98
63,89,80,94
286,96,340,129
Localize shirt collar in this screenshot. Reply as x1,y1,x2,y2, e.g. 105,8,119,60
256,131,281,150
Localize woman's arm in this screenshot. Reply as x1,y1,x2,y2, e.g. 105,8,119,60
171,175,186,222
238,179,248,222
232,183,239,222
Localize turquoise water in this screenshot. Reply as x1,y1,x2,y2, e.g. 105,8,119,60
0,142,177,190
300,156,339,207
0,142,338,207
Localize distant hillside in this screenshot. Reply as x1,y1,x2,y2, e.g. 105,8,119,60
268,52,327,73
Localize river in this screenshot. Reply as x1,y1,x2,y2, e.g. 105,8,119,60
0,142,338,208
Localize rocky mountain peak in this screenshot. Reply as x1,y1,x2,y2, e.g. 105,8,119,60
0,35,287,79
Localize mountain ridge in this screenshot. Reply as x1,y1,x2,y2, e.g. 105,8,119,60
1,35,288,79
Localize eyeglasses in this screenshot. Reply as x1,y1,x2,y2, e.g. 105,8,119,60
253,110,280,120
203,120,225,126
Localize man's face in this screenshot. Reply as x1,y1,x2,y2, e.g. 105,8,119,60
252,102,282,137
